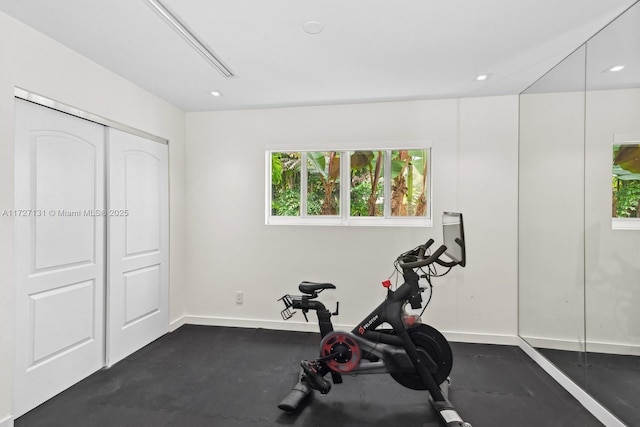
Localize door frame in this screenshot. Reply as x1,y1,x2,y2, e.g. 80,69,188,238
15,88,168,146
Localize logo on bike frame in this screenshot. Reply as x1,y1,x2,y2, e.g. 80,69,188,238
358,314,379,335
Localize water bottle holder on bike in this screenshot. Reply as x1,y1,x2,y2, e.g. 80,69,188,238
278,294,296,320
278,290,340,322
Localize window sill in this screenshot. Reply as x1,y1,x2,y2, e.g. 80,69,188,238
266,216,432,227
612,218,640,230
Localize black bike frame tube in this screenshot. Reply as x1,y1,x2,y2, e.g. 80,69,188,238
291,299,334,338
351,300,404,336
291,297,342,383
391,317,445,402
351,269,446,403
362,330,404,346
316,307,334,338
351,270,419,337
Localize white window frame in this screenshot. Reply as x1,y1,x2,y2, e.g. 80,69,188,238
266,143,432,227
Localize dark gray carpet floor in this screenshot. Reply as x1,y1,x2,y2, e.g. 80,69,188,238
540,348,639,427
16,325,603,427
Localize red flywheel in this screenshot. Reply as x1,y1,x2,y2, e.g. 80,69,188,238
319,332,362,373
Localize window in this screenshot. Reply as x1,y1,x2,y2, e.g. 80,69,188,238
350,150,384,217
307,151,341,215
267,147,431,226
270,152,301,217
613,142,640,229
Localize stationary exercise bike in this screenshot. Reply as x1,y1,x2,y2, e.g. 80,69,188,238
277,212,471,427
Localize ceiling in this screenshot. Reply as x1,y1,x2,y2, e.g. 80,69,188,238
0,0,637,111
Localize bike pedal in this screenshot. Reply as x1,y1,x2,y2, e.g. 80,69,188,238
300,360,331,394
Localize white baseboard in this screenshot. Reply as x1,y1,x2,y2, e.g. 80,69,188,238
182,315,331,333
521,335,640,356
179,315,519,346
176,316,636,354
169,316,185,332
441,331,520,346
587,340,640,356
518,338,625,427
0,414,14,427
520,336,585,352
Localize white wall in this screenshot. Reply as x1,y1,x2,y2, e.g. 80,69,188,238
0,11,186,424
183,95,519,343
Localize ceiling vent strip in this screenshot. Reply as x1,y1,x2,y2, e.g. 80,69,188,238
145,0,234,78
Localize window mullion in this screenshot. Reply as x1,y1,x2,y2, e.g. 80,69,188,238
341,151,350,225
266,152,272,223
384,150,391,218
300,152,308,217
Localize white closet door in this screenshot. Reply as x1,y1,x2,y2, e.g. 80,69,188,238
107,128,169,366
14,99,106,416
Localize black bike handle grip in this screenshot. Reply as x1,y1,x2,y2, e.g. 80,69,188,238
424,244,447,263
399,244,447,269
416,239,435,258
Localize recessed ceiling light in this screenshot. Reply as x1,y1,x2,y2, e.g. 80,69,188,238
303,21,324,34
210,90,222,97
606,65,625,72
475,74,491,81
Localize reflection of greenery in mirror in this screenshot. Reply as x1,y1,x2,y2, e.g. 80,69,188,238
350,151,384,216
391,149,428,217
307,152,340,215
612,144,640,218
271,152,301,216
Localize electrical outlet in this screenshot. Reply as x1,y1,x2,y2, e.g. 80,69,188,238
236,291,243,305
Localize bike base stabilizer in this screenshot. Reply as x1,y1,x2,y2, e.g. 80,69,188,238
277,366,314,412
277,380,312,412
429,379,472,427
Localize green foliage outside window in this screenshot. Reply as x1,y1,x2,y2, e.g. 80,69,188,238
307,152,340,215
613,144,640,218
350,151,384,216
270,149,429,220
390,150,428,217
271,152,300,216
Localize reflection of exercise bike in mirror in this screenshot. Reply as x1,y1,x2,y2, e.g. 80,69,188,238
277,212,471,427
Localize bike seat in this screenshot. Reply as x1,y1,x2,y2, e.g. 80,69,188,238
299,281,336,295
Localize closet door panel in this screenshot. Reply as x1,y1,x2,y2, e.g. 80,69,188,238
107,128,169,366
14,99,105,417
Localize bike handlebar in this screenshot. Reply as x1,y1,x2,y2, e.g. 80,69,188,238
397,240,448,269
417,238,435,257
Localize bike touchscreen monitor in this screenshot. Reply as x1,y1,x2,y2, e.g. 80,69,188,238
442,212,466,267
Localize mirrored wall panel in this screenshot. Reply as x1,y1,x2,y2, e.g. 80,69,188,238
520,2,640,425
519,45,587,387
584,3,640,424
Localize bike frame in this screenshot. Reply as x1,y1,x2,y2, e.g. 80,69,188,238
278,212,469,426
317,268,446,401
